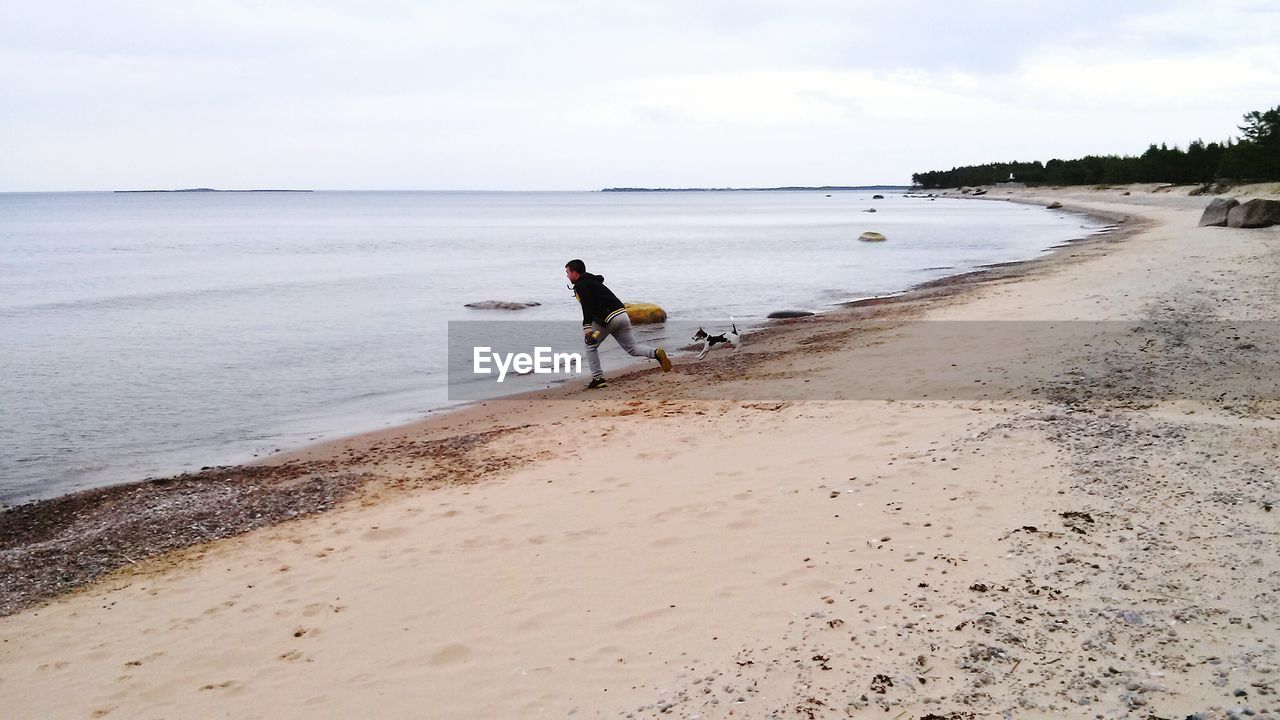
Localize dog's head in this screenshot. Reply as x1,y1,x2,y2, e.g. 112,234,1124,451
692,327,708,340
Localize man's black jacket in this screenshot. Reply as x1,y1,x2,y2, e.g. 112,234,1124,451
572,272,627,328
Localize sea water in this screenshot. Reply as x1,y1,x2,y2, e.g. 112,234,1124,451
0,190,1106,503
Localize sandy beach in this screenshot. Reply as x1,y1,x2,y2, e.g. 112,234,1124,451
2,185,1279,719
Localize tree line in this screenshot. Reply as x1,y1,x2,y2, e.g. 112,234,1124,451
912,106,1280,189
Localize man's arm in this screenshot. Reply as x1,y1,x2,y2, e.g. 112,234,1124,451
577,284,592,330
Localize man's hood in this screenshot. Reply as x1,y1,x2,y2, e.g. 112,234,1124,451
576,272,604,284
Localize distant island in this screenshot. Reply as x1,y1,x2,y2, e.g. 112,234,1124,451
600,185,908,192
113,188,313,193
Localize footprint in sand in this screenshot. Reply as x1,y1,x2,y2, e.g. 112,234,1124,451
590,645,625,661
514,610,558,632
199,680,238,691
361,526,411,541
614,608,673,630
302,602,347,617
427,643,472,666
121,651,165,668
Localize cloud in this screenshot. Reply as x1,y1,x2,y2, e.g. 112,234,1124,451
571,69,999,128
1,1,1278,189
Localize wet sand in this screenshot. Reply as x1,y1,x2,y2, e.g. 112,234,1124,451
1,184,1278,719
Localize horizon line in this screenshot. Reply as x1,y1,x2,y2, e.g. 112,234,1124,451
0,184,915,195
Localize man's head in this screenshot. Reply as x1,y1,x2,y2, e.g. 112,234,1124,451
565,258,586,283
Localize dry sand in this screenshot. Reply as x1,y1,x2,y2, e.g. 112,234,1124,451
1,185,1278,719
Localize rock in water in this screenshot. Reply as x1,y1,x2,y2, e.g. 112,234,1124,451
859,231,887,242
863,208,877,213
464,300,542,310
1047,201,1063,209
768,310,815,319
624,302,667,324
872,194,885,199
1226,198,1280,228
1199,198,1240,227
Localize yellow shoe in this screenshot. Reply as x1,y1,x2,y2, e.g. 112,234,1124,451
655,347,672,372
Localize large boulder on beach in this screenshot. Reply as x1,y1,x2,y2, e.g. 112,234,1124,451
624,302,667,324
768,310,815,319
1198,198,1239,227
859,231,887,242
464,300,541,310
1226,198,1280,229
1046,201,1063,209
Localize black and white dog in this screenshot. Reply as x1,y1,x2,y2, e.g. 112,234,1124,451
692,323,742,359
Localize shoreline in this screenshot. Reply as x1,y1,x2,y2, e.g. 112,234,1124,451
0,195,1110,511
3,183,1278,718
0,198,1140,617
0,189,1097,510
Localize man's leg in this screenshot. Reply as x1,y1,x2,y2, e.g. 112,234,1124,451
584,321,609,380
608,314,672,371
606,314,657,359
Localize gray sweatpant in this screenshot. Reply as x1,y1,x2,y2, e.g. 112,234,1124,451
585,313,656,379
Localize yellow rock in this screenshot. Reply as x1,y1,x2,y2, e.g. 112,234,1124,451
858,231,887,242
624,302,667,324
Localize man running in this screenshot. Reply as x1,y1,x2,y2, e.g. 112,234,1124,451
565,259,671,389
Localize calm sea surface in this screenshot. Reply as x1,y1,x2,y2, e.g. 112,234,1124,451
0,190,1105,504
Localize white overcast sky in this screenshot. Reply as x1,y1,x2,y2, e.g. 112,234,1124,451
2,0,1278,191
